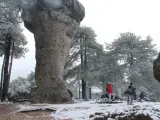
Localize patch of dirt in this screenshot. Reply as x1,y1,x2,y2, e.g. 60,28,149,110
0,104,55,120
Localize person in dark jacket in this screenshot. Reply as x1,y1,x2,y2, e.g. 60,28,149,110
124,86,133,105
124,83,135,105
139,92,144,102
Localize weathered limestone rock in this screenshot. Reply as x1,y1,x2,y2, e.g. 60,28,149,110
22,0,85,103
153,53,160,83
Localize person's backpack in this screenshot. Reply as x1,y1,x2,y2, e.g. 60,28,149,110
124,87,133,95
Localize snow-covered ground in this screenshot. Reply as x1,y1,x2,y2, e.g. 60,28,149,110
18,100,160,120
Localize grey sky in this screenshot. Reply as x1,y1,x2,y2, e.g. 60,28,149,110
4,0,160,80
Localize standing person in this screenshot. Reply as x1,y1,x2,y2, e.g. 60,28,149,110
129,83,135,104
124,83,134,105
133,88,136,100
106,82,113,103
139,92,144,102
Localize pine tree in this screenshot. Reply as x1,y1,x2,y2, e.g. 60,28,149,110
0,1,28,101
64,26,103,99
105,32,158,95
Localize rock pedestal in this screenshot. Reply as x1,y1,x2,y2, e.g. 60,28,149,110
22,0,85,103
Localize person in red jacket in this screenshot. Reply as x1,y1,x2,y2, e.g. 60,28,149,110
106,82,113,102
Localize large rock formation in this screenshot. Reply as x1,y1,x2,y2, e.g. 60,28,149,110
22,0,85,103
153,53,160,83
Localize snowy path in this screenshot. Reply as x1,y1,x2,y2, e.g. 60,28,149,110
18,100,160,120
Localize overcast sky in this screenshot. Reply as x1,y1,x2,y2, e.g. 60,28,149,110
4,0,160,80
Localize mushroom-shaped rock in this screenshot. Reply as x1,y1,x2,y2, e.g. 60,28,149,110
153,53,160,83
22,0,85,103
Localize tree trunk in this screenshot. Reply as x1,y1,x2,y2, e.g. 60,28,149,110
102,76,105,93
0,56,5,99
89,88,92,99
1,35,11,101
130,58,135,83
8,41,15,83
77,70,81,99
78,77,81,99
80,39,86,99
128,53,134,83
82,80,86,99
83,46,87,99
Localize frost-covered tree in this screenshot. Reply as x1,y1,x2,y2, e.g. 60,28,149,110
0,1,28,101
105,32,160,99
64,26,104,99
106,32,157,83
8,71,36,101
98,53,125,94
8,77,31,98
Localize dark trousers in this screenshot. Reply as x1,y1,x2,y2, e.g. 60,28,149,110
127,95,133,105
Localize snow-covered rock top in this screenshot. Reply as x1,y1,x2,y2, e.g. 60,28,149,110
22,0,85,33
